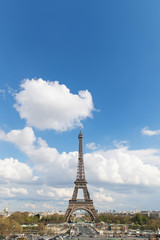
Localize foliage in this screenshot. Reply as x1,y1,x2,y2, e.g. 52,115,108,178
25,215,39,224
0,217,22,236
42,214,65,223
97,213,160,231
10,212,29,225
2,211,160,236
97,213,132,224
0,212,65,236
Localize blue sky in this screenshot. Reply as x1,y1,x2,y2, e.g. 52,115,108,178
1,0,160,212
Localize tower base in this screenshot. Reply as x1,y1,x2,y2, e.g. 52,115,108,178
65,199,97,222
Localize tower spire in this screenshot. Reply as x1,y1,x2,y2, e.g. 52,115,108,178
76,130,85,181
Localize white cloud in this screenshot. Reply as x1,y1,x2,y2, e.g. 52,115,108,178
28,144,59,164
0,127,58,164
36,189,44,196
42,203,53,209
0,127,77,185
0,158,35,183
24,203,36,209
113,140,129,148
0,186,15,197
86,142,97,150
85,148,160,186
49,187,73,198
1,127,160,187
141,127,160,136
93,192,114,202
0,186,28,198
8,86,17,96
37,187,73,199
32,143,160,188
129,148,160,168
0,127,36,153
11,187,28,195
14,78,94,131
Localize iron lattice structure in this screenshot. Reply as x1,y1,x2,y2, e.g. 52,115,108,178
65,131,97,222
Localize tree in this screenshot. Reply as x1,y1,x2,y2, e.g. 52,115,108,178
0,218,11,236
25,214,39,224
10,212,24,224
142,215,149,224
134,213,143,225
42,214,65,224
10,219,23,234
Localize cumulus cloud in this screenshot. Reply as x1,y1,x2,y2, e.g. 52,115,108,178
1,125,160,210
0,186,28,198
37,187,73,200
0,158,35,183
42,203,53,209
28,143,160,187
86,142,98,150
14,78,94,131
36,189,44,196
11,187,28,195
113,140,129,148
0,186,15,197
85,148,160,186
93,192,114,202
49,187,73,198
141,127,160,136
129,148,160,168
0,127,36,153
1,127,160,187
24,203,36,209
0,127,77,185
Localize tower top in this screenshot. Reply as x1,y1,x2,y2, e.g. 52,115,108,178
78,130,83,138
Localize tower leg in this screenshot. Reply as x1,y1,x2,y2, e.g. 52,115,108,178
83,187,90,200
72,187,78,200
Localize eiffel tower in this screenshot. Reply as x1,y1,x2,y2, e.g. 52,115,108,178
65,131,97,222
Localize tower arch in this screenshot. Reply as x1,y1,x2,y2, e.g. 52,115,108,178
66,207,96,222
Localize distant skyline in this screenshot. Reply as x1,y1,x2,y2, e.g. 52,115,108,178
1,0,160,212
